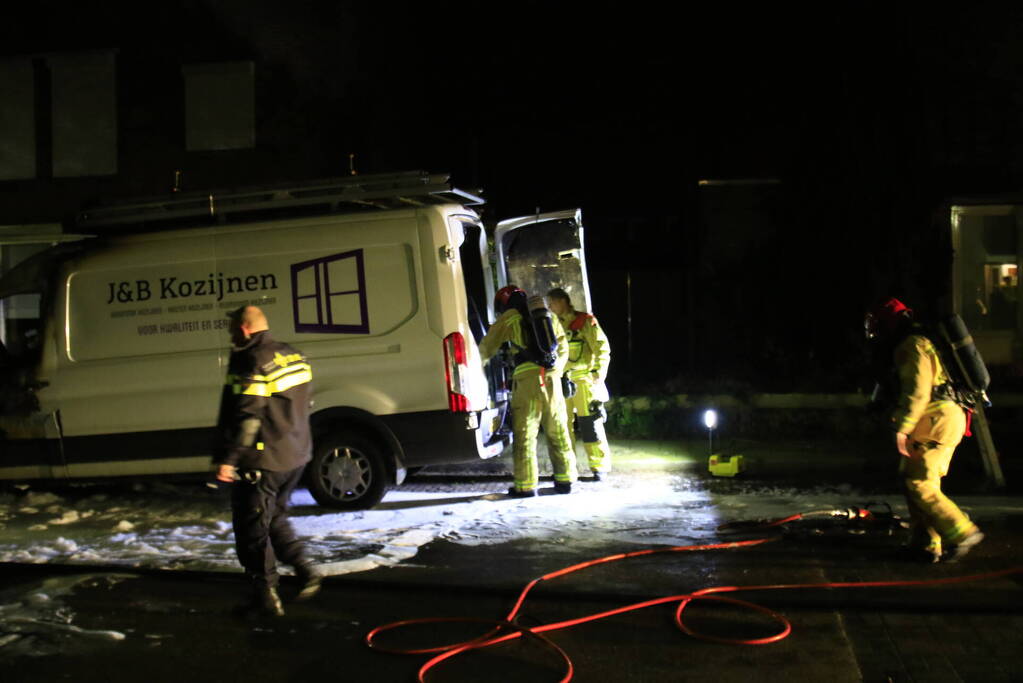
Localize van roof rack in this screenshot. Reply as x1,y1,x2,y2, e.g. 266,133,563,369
76,171,484,230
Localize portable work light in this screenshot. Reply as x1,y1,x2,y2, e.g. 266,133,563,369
703,409,717,454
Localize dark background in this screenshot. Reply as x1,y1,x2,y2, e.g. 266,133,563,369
4,1,1023,395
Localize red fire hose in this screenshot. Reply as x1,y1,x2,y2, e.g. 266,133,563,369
365,511,1020,682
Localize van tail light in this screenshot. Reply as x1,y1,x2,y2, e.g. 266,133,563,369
443,332,470,413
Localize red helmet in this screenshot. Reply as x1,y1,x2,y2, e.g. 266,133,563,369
495,285,525,313
865,297,913,339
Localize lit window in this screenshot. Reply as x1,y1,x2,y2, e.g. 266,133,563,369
983,263,1018,330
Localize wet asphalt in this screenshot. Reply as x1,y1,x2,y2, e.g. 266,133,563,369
3,437,1023,683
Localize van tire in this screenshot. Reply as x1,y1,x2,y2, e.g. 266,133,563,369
306,432,388,510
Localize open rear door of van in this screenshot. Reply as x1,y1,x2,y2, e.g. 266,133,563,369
494,209,592,314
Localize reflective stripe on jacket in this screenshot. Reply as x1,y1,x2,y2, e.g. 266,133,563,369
217,331,313,472
560,311,610,382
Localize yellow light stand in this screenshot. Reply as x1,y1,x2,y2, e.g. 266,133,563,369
708,454,745,477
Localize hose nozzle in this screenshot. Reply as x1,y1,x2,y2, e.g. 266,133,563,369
831,507,872,520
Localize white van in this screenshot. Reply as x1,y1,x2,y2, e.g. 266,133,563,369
0,172,593,510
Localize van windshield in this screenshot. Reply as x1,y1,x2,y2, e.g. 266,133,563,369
0,270,47,416
0,291,43,362
0,241,78,364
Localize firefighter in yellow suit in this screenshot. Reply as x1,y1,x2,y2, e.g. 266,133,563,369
547,288,612,479
867,298,984,563
480,286,578,497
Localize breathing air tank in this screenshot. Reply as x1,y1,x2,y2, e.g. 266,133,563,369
932,313,991,405
504,289,558,370
527,296,558,370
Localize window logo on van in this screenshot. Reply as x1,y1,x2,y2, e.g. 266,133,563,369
290,249,369,334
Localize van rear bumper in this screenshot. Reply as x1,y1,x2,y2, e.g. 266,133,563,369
381,407,508,467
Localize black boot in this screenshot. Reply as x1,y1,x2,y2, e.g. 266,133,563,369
294,563,324,601
253,584,285,617
507,486,537,498
554,481,572,494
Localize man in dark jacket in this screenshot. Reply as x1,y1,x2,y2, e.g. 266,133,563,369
216,305,321,616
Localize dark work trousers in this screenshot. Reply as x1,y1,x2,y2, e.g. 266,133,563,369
230,466,308,587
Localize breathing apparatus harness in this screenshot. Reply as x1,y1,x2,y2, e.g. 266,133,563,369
927,313,991,407
503,289,559,372
867,303,990,436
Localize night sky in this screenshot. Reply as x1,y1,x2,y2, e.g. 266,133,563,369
5,2,1023,392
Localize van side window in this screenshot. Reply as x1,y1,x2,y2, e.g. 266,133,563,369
290,249,370,334
458,222,488,343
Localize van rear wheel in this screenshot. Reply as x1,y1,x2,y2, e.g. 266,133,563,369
307,432,388,510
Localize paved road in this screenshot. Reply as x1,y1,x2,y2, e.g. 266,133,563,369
3,438,1023,682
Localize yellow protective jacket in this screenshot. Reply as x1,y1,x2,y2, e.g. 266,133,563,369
559,310,611,383
891,333,957,435
479,308,568,378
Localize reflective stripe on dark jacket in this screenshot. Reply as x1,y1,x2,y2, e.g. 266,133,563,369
216,331,313,472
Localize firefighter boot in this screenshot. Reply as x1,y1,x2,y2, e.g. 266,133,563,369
901,519,941,564
897,544,941,564
943,530,984,563
554,481,572,494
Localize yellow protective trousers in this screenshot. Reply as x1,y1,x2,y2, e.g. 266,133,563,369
899,402,978,552
566,378,611,472
511,372,577,492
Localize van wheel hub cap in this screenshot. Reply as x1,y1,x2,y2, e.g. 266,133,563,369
319,447,371,501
